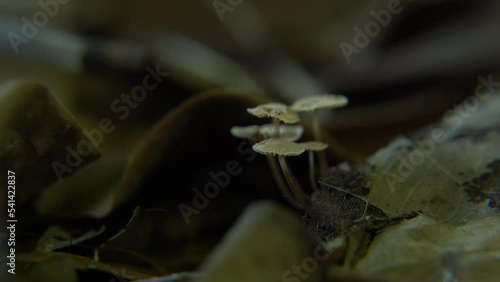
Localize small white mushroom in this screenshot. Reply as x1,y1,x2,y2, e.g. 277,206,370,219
247,103,299,138
253,139,308,208
258,124,303,142
230,124,303,143
292,94,348,174
230,124,304,208
230,125,261,142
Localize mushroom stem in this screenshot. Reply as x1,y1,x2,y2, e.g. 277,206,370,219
273,118,281,138
266,155,301,209
277,156,309,207
308,151,319,192
312,110,321,141
312,110,329,176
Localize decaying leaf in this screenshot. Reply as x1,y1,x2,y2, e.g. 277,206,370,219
0,80,101,205
365,95,500,223
308,94,500,281
313,94,500,236
353,214,500,282
197,201,319,282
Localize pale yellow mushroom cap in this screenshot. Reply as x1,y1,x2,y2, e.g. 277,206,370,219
230,124,303,142
230,125,260,142
252,138,305,156
300,141,328,151
259,124,303,142
291,94,348,112
247,103,299,124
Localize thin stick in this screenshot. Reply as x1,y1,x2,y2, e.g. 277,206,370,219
273,118,281,138
312,111,329,175
309,151,320,192
266,155,301,209
278,156,309,207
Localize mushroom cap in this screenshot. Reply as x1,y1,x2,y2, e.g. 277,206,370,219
300,141,328,151
291,94,348,112
230,124,304,142
247,103,299,124
230,125,260,142
252,138,305,156
259,124,303,142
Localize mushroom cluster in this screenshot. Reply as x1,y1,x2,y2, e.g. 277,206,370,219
230,95,348,209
